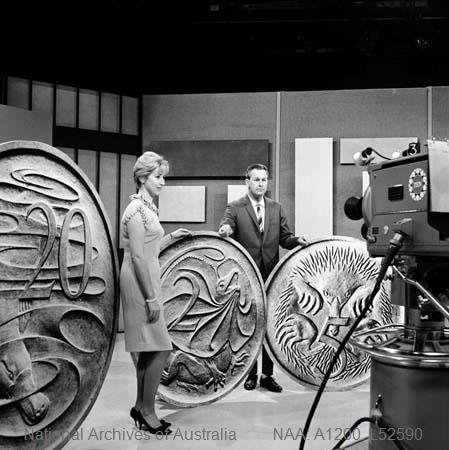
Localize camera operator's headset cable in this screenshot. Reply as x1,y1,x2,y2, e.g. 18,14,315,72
299,232,407,450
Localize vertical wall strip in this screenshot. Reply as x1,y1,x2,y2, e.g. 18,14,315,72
95,152,101,194
116,95,123,252
52,83,56,128
96,91,102,192
1,74,7,105
274,91,281,202
138,94,143,157
74,86,80,164
427,86,433,139
98,90,102,132
28,79,32,111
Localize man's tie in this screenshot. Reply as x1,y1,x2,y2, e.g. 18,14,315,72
256,204,263,234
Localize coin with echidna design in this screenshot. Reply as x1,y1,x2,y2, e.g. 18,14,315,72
265,237,396,390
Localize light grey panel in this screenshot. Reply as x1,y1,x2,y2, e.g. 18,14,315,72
432,87,449,140
78,149,98,186
99,152,118,246
158,178,236,236
32,81,54,116
159,186,206,222
7,77,29,109
122,96,138,135
119,154,137,248
101,92,119,133
428,139,449,213
295,138,333,238
79,89,99,130
227,185,247,203
56,85,77,127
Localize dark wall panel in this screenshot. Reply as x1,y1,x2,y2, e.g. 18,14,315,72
53,126,140,155
280,88,428,239
149,140,270,178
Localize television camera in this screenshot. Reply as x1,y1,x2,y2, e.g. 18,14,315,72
344,139,449,450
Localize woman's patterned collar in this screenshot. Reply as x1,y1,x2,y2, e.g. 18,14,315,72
131,191,158,215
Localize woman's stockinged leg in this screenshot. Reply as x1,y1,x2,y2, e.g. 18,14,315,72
134,352,145,411
140,350,171,428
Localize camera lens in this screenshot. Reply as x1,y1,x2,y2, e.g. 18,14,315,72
344,196,363,221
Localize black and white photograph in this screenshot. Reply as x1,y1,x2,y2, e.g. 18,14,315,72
1,2,449,449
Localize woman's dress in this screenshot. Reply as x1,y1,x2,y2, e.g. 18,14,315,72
119,195,172,352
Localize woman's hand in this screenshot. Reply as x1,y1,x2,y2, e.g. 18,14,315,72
145,299,161,323
170,228,193,240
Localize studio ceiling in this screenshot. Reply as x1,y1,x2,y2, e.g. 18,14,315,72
3,1,449,94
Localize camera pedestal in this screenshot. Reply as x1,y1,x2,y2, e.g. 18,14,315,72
369,357,449,450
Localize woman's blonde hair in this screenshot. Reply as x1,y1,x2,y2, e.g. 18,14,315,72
133,151,169,189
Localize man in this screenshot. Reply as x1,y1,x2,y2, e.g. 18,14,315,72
218,163,306,392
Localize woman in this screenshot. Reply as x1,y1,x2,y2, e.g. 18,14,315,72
120,151,191,434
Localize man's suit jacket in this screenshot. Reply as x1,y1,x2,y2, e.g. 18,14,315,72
219,195,298,277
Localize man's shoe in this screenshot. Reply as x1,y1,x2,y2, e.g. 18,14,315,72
260,376,282,392
244,376,257,390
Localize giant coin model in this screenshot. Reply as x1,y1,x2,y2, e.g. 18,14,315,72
0,141,118,449
158,232,266,406
265,237,397,390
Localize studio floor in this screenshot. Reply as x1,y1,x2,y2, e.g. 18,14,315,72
64,333,370,450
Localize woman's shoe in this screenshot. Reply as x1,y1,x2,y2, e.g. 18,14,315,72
137,413,172,435
130,407,140,427
161,419,172,427
130,407,171,429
